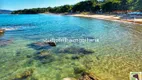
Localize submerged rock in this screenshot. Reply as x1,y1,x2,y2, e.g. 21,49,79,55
58,46,94,54
28,41,56,50
34,50,55,64
79,72,98,80
73,67,98,80
74,67,86,74
16,51,21,56
12,68,34,80
35,50,51,59
71,55,80,60
0,39,12,47
26,55,32,58
0,33,4,37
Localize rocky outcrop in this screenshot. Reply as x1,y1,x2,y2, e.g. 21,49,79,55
0,29,5,37
47,42,56,46
71,55,80,60
28,41,56,50
0,29,5,34
12,68,34,80
79,72,98,80
74,67,86,75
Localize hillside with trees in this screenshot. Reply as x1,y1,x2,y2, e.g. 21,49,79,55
11,0,142,14
0,9,11,14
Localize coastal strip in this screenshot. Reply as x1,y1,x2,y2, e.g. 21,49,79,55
70,14,142,25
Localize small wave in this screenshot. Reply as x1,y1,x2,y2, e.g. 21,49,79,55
1,27,19,31
0,25,36,31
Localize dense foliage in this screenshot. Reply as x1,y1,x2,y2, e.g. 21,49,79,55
11,0,142,14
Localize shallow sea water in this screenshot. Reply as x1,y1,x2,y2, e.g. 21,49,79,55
0,14,142,80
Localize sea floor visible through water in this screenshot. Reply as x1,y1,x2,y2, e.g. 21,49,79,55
0,14,142,80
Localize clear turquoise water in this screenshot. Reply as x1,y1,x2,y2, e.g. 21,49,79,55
0,14,142,80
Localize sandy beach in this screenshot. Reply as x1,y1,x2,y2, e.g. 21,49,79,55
70,14,142,24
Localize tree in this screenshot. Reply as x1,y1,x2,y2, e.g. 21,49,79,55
72,1,94,12
60,5,72,13
11,0,142,14
92,5,101,12
120,0,129,10
102,0,121,12
135,0,142,11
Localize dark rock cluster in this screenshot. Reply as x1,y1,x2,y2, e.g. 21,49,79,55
28,41,56,50
12,68,34,80
58,46,94,54
34,50,55,64
79,72,98,80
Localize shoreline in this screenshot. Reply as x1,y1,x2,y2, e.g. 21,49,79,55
5,13,142,25
69,14,142,25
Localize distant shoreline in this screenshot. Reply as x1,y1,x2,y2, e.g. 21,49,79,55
43,13,142,25
1,13,142,25
69,14,142,25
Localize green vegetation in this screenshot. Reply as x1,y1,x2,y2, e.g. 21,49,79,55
11,0,142,14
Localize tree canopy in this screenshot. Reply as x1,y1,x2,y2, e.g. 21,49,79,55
11,0,142,14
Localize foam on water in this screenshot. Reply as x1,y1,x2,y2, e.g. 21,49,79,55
0,25,37,31
1,27,19,31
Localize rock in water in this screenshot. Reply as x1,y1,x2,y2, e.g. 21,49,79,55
0,33,4,37
79,72,98,80
0,29,5,34
46,41,56,46
28,42,56,50
58,46,94,54
71,55,80,60
0,29,5,37
12,68,34,80
34,50,55,64
35,50,51,59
